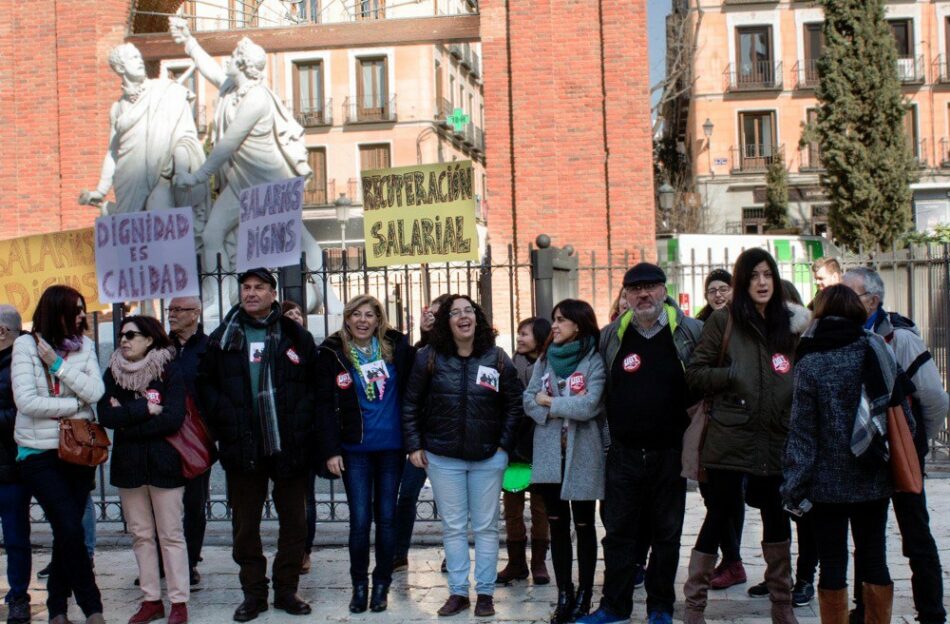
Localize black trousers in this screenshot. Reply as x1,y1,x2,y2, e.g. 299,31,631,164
600,446,686,617
534,483,597,591
793,514,819,584
226,468,308,600
183,471,211,569
812,499,890,591
696,470,790,557
698,478,745,563
853,473,946,623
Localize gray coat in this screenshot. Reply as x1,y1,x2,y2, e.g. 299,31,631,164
523,349,606,500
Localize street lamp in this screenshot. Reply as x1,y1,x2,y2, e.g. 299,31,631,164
658,182,675,213
702,118,714,139
334,192,352,252
702,118,715,175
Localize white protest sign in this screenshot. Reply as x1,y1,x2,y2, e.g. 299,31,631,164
237,177,305,272
94,208,200,303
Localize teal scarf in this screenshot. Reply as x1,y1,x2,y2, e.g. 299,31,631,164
546,337,593,378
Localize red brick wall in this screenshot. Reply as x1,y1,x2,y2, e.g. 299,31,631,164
0,0,129,239
480,0,656,324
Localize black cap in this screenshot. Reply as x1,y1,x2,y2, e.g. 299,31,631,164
237,267,277,288
705,269,732,289
622,262,667,287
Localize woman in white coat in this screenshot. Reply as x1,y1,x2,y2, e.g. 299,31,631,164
12,286,105,624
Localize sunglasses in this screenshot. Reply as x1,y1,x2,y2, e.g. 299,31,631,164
119,330,145,341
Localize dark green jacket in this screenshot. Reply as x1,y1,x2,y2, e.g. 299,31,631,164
685,304,811,476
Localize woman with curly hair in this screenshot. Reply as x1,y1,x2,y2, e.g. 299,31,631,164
402,295,522,618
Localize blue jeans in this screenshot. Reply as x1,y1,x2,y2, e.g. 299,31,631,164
0,482,32,602
83,493,96,558
393,460,428,560
426,449,507,597
340,450,404,586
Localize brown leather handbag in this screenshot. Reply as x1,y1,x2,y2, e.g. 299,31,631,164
887,404,922,494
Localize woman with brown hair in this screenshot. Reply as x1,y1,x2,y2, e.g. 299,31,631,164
316,294,413,614
12,285,105,624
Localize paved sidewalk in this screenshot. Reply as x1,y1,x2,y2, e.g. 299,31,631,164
5,478,950,623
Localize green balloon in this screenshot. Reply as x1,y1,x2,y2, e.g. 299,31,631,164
502,462,532,493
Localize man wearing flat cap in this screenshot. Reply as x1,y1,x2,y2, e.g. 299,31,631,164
198,268,318,621
581,263,703,624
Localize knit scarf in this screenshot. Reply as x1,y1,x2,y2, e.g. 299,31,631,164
109,347,174,395
55,336,84,358
348,336,385,401
546,337,593,379
217,302,284,456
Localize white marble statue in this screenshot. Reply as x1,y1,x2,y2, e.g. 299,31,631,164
169,18,341,315
80,43,208,217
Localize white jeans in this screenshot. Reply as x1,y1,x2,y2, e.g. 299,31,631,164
426,449,507,597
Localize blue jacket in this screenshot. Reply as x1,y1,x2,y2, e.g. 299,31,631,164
172,325,209,398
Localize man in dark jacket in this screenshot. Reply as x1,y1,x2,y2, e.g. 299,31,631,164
168,296,211,587
581,264,702,624
843,268,947,624
198,269,318,622
0,305,30,624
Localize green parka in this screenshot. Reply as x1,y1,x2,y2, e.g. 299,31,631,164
685,304,811,476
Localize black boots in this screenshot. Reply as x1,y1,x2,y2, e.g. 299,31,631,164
551,585,575,624
370,584,390,613
349,581,369,614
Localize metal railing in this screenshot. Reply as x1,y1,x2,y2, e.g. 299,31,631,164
897,55,925,84
289,98,332,127
940,138,950,168
471,51,481,79
474,126,485,153
435,97,453,125
343,95,397,123
730,143,784,173
913,138,928,169
798,144,823,172
724,60,783,92
460,43,473,70
794,59,819,90
933,55,950,84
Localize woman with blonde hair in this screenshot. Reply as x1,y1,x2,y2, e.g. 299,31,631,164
316,295,413,613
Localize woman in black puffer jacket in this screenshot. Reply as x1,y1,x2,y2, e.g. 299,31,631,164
98,315,189,624
402,294,522,618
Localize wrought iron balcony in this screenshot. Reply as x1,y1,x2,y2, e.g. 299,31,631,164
289,98,332,127
798,144,824,172
897,56,925,84
436,98,453,126
724,61,783,92
912,139,928,169
794,59,820,90
934,56,950,84
343,95,397,124
729,144,784,174
471,51,481,79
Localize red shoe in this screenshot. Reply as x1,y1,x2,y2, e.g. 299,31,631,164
168,602,188,624
128,600,165,624
710,560,747,590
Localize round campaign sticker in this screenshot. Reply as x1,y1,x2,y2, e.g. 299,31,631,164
568,372,586,393
336,372,353,389
771,353,791,374
623,353,642,373
145,389,162,404
285,347,300,364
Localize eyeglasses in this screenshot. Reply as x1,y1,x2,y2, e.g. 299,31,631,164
625,282,662,294
119,330,145,341
706,286,732,297
856,292,873,299
448,306,476,318
165,307,198,314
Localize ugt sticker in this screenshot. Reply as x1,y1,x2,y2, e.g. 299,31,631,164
285,347,300,364
477,365,500,392
771,353,791,374
623,353,641,373
568,372,586,393
145,389,162,404
336,372,353,389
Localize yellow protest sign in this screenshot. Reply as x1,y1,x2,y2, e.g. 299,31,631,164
0,228,104,320
361,161,479,267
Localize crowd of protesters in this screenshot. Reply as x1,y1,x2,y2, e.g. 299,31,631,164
0,251,946,624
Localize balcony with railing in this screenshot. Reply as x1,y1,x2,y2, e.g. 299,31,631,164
343,95,397,124
289,98,333,127
934,56,950,84
473,126,485,153
730,144,784,174
471,51,481,79
463,122,476,146
436,97,453,126
724,61,783,92
794,59,819,90
913,139,928,169
304,178,360,207
798,144,823,172
897,56,925,84
449,43,464,60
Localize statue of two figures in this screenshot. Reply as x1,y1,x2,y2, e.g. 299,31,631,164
81,18,341,318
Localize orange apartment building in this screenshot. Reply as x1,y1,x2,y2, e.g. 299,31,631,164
672,0,950,236
155,0,487,257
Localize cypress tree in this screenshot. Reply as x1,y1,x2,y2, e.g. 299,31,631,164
816,0,917,250
764,152,789,230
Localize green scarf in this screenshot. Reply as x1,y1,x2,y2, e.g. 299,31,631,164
546,337,593,378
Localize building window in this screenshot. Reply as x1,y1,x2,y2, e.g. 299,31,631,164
181,0,197,29
229,0,258,28
736,26,774,88
357,0,385,20
802,23,823,86
742,207,766,235
357,57,389,121
295,0,320,23
802,108,821,170
811,204,829,236
293,61,325,126
905,106,920,159
738,111,777,172
449,75,455,107
360,143,392,172
305,148,327,205
889,19,914,57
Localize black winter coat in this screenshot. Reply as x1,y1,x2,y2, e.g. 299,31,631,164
0,346,18,484
402,345,522,461
98,360,187,489
315,329,414,461
172,326,209,398
197,316,318,477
